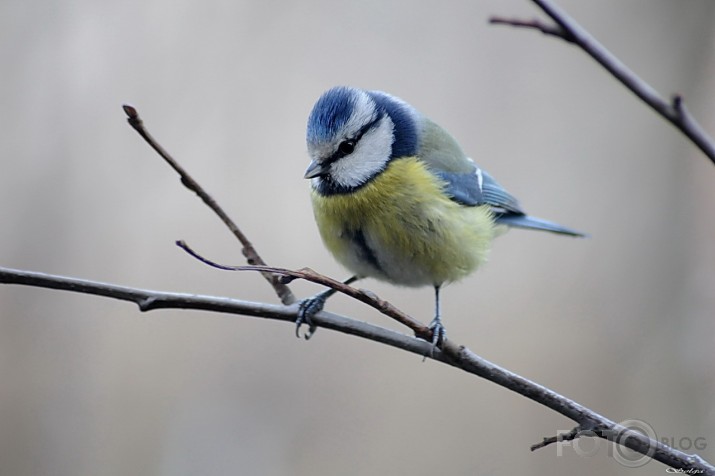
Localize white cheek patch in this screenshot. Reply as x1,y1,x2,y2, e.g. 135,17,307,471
331,116,395,188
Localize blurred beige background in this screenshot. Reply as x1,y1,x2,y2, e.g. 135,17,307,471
1,1,714,475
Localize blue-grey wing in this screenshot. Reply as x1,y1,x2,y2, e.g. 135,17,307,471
434,169,484,206
436,163,523,214
436,164,585,236
415,116,584,236
480,170,522,214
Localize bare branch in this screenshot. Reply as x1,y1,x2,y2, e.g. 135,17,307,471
0,266,425,352
122,105,296,304
488,16,573,42
489,0,715,165
531,427,582,451
1,265,712,474
175,239,431,339
440,341,714,473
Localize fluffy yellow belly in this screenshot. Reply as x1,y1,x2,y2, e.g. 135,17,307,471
310,157,495,287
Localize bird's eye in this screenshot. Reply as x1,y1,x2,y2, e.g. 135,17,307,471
338,139,356,156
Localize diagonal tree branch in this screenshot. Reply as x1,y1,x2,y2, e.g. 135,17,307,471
490,0,715,165
0,265,712,474
123,105,296,305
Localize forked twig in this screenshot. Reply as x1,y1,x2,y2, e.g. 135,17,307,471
489,16,573,42
175,239,431,339
490,0,715,165
2,264,712,473
122,105,296,305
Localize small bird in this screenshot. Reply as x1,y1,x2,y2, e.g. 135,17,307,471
301,86,584,344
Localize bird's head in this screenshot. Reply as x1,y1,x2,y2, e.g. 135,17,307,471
305,86,420,194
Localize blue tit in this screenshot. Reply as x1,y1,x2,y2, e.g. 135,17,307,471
301,86,584,344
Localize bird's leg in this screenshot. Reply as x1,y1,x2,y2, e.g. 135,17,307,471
428,285,446,347
295,275,360,340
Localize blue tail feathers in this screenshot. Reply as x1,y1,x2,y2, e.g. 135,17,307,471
495,213,587,237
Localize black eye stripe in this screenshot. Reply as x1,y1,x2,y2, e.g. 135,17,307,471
354,112,383,142
326,112,384,163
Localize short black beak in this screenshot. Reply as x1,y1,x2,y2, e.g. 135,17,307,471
303,160,327,179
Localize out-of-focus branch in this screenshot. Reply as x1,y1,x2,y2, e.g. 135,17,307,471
489,16,573,42
122,105,296,304
490,0,715,166
0,265,712,474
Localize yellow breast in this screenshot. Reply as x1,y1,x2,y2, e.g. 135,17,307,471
310,157,495,287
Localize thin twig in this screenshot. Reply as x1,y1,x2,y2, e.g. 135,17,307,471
488,16,573,42
489,0,715,165
175,239,431,339
531,425,587,451
0,265,712,474
122,105,296,304
439,341,714,473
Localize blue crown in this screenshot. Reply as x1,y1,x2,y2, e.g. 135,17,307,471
307,86,358,145
307,86,419,159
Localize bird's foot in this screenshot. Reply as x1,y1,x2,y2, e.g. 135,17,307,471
295,292,328,340
427,316,446,354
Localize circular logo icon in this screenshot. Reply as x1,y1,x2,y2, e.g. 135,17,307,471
613,419,657,468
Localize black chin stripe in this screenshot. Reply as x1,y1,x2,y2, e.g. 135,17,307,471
313,177,352,196
312,169,381,196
